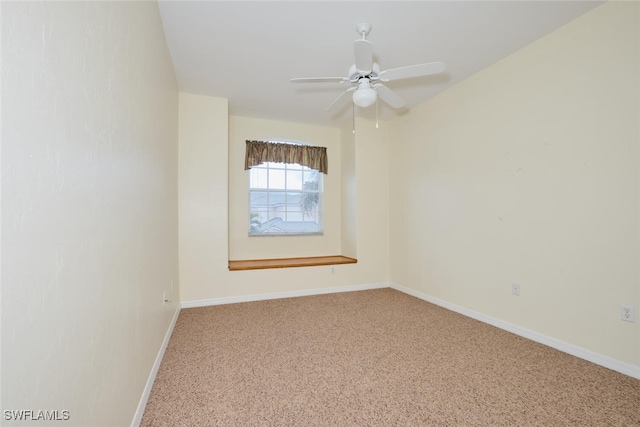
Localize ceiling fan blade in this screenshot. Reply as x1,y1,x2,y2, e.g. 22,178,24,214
290,77,348,83
373,84,405,109
327,87,357,111
354,39,373,74
377,62,445,82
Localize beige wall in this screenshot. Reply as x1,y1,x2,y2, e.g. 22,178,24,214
340,125,357,259
178,93,230,303
389,2,640,367
352,118,391,280
178,95,390,303
1,2,179,425
228,116,341,260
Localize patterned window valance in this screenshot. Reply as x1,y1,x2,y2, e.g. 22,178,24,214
244,140,328,174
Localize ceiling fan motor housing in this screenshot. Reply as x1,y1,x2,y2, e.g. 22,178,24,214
348,63,380,82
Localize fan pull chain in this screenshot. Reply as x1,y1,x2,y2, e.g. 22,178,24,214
376,98,379,129
352,103,356,134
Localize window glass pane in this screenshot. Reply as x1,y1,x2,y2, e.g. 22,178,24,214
265,191,285,226
249,209,267,231
286,170,303,190
286,206,303,222
268,169,286,190
301,191,319,220
286,192,302,206
268,191,286,209
303,185,320,226
250,168,268,189
303,170,320,192
250,190,268,206
287,163,303,170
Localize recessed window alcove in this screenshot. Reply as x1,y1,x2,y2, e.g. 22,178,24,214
227,117,357,270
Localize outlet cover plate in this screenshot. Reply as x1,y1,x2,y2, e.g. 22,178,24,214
621,305,635,322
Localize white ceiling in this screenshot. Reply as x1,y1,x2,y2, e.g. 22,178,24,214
158,1,604,128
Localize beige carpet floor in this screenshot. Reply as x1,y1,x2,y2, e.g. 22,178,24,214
141,288,640,426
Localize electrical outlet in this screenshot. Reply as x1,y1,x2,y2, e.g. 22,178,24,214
620,305,635,322
511,283,520,296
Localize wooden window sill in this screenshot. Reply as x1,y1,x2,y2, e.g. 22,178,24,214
228,255,357,271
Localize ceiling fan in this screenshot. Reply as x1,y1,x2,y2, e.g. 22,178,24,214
290,23,445,110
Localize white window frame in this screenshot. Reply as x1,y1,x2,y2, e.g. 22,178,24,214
248,158,323,237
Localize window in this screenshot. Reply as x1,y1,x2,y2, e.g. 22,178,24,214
249,161,323,235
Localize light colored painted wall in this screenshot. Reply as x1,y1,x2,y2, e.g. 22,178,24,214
178,93,229,303
352,118,391,280
340,125,357,259
389,2,640,368
178,96,389,302
1,2,179,426
228,116,341,260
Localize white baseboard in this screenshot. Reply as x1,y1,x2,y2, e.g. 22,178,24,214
131,306,181,427
390,283,640,380
181,282,391,308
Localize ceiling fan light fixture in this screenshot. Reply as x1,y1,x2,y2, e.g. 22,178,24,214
290,22,445,113
352,86,377,108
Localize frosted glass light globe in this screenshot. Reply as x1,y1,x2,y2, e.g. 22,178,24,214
352,83,377,108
